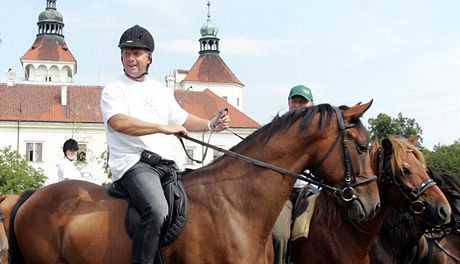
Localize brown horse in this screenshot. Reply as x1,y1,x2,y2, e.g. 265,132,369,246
290,137,451,264
370,168,460,263
9,103,381,264
0,194,19,264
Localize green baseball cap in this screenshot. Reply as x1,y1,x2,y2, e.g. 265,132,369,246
288,85,313,101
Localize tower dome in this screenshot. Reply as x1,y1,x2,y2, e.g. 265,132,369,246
37,0,64,36
200,2,219,37
38,8,63,23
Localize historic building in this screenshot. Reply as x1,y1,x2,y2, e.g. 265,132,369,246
0,0,260,185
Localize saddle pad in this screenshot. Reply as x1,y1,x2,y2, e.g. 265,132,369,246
291,194,318,241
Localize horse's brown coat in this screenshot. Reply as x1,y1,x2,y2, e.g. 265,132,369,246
291,138,451,264
9,103,380,264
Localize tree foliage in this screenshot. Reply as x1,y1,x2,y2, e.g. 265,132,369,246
423,139,460,176
367,113,423,142
0,146,47,194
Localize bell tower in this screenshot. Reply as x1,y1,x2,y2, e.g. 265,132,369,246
20,0,77,84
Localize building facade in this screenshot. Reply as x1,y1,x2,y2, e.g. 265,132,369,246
0,0,260,185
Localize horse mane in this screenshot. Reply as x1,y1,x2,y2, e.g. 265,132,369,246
315,191,342,230
379,207,421,245
429,168,460,195
428,168,460,217
386,138,426,175
8,190,35,263
232,103,360,154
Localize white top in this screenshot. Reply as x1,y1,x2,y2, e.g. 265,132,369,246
294,169,312,188
57,158,82,181
100,75,189,181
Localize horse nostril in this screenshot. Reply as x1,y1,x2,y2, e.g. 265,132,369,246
438,205,451,223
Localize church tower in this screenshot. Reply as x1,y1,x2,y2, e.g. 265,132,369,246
20,0,77,84
166,1,244,111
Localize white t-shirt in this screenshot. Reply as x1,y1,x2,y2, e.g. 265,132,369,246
57,158,82,181
100,75,189,181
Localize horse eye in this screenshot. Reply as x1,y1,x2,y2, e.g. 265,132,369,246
357,144,368,154
403,167,411,176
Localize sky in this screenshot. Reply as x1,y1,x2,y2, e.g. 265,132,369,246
0,0,459,149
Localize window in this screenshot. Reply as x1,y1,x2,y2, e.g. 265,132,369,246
222,96,228,102
237,98,240,106
26,142,43,162
186,148,194,165
77,143,87,163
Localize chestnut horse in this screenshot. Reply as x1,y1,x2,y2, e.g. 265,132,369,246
290,137,451,264
9,103,380,264
370,168,460,263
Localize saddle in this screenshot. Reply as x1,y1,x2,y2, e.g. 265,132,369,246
108,167,190,246
291,185,320,241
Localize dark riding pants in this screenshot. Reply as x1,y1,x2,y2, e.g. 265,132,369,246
117,161,170,264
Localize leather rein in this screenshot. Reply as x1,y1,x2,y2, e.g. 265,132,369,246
179,107,377,202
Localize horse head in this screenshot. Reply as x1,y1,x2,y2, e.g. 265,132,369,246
372,138,451,226
290,101,381,221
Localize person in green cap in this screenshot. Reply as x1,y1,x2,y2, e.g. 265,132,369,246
272,84,316,264
287,84,314,110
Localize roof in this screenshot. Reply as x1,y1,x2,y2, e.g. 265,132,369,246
0,84,102,122
182,53,243,86
0,83,260,128
21,35,76,63
175,89,260,128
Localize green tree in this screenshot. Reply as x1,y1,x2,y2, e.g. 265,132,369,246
0,146,47,194
423,139,460,176
367,113,423,141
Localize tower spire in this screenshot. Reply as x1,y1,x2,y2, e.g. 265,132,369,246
38,0,64,37
199,1,220,54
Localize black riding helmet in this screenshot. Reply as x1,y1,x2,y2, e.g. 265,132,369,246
118,25,155,52
63,139,79,153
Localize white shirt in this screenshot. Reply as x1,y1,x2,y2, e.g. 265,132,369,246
57,158,82,181
100,75,188,181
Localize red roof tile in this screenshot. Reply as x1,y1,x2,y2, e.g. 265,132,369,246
0,84,260,128
0,84,102,122
21,35,76,63
182,53,243,85
175,89,260,128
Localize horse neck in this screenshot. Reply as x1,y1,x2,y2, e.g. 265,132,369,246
182,126,318,230
301,192,386,263
373,207,426,261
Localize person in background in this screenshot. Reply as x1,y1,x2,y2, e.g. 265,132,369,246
272,84,315,264
57,138,82,181
100,25,230,264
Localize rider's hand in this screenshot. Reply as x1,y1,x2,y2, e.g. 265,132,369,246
160,124,187,136
210,109,230,132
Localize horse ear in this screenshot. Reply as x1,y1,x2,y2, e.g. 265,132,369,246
408,135,420,146
382,138,393,154
343,100,373,122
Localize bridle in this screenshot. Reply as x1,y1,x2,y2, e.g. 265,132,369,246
179,106,377,202
376,147,436,214
305,107,377,202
